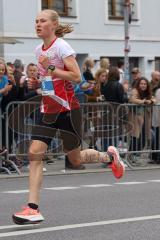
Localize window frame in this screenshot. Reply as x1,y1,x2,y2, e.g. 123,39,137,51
108,0,138,22
108,0,124,20
42,0,69,17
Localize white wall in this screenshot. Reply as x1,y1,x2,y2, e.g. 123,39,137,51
1,0,160,78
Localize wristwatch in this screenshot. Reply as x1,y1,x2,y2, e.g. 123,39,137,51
47,65,55,74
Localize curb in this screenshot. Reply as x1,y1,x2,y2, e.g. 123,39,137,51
0,165,160,179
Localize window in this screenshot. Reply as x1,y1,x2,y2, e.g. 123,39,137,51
155,58,160,71
108,0,124,20
42,0,68,16
108,0,138,21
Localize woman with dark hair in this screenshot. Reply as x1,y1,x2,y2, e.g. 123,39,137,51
134,77,152,100
129,77,155,163
102,66,128,103
101,67,128,151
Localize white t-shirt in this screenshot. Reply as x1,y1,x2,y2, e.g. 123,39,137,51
35,38,79,113
119,68,125,84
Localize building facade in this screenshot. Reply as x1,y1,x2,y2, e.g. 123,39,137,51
0,0,160,79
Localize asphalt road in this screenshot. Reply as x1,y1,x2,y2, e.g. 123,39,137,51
1,170,160,239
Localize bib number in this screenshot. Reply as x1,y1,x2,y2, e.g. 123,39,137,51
41,76,55,96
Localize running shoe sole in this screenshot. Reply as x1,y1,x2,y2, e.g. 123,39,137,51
12,214,44,225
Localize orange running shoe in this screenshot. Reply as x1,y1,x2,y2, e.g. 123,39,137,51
107,146,125,179
12,206,44,225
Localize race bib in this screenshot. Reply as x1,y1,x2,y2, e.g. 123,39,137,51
41,76,55,96
41,76,70,110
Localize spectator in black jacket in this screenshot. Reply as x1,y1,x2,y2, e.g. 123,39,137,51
82,57,95,82
101,66,128,151
102,66,128,103
13,59,24,100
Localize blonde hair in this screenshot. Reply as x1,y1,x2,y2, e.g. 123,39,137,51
100,58,110,69
0,60,8,75
83,57,95,71
42,9,73,37
0,57,5,65
95,68,108,81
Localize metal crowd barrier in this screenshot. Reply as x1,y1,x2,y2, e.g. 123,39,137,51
0,97,5,172
0,97,2,150
81,102,160,167
0,97,13,174
5,100,63,163
3,100,160,174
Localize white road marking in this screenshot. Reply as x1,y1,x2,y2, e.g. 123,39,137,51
2,180,160,194
81,184,112,188
2,190,29,194
115,181,147,185
1,215,160,238
0,224,39,230
45,186,79,190
148,180,160,183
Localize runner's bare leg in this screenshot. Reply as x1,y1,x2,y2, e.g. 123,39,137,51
28,140,47,205
67,147,111,166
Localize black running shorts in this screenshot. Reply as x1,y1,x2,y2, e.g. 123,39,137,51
31,108,82,151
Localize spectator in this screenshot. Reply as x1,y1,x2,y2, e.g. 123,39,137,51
0,57,6,65
82,57,95,82
102,66,128,103
87,68,107,102
151,72,160,163
1,62,18,109
17,63,41,166
117,59,125,84
73,78,90,103
0,61,13,152
0,62,12,97
131,67,141,88
150,71,160,93
7,62,15,71
128,77,155,164
101,66,128,150
1,61,18,157
100,57,110,73
0,60,12,153
83,68,107,149
19,63,40,100
13,59,24,99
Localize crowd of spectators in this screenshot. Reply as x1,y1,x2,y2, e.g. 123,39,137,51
0,58,41,170
1,56,160,171
79,57,160,165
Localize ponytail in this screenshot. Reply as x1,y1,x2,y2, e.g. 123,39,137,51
55,24,73,37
